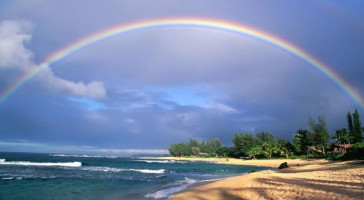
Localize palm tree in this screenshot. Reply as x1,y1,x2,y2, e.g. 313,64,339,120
293,129,312,155
277,139,294,158
333,128,352,144
261,142,277,159
247,146,262,159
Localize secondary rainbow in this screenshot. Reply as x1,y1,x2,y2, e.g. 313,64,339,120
1,18,363,108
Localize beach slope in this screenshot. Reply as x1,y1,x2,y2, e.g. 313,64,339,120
171,160,364,200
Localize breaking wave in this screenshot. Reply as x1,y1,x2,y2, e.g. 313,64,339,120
0,159,82,167
145,177,197,199
145,177,223,199
82,166,166,174
136,159,187,164
129,169,166,174
1,175,57,180
49,154,119,158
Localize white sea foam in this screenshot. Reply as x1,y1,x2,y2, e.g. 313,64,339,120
145,177,197,199
208,161,222,164
137,159,187,164
129,169,165,174
82,166,123,173
145,177,223,199
0,159,81,167
1,174,58,180
82,167,166,174
145,184,188,199
50,154,118,158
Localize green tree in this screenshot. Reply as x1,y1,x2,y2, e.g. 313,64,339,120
200,141,207,153
256,132,275,145
168,144,178,156
191,146,200,156
214,138,222,152
309,116,329,154
255,132,276,159
188,138,200,155
261,142,278,159
188,138,199,148
168,142,189,157
277,138,295,158
293,129,311,155
205,140,215,154
231,132,258,157
333,128,351,144
216,146,233,157
353,109,363,143
347,111,354,135
247,146,263,159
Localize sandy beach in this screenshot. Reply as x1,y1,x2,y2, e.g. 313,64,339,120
152,157,364,200
153,157,329,167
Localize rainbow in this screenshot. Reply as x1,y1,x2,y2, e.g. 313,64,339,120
1,18,363,108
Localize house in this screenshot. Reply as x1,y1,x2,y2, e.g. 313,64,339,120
329,144,352,155
199,153,208,156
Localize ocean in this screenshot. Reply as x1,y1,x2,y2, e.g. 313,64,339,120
0,152,269,200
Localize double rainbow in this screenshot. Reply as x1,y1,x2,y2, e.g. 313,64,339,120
1,18,363,108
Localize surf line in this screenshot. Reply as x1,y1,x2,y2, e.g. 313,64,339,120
1,18,363,109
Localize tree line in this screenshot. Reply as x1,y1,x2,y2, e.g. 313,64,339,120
168,109,363,159
168,138,222,157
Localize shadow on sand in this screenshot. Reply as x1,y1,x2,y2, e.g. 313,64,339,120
172,162,364,200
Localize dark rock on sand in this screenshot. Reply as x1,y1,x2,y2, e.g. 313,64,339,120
278,162,289,169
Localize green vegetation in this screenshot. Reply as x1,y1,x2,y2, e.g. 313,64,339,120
331,142,364,160
347,111,354,135
168,138,225,157
333,128,352,144
168,109,364,160
293,129,311,155
308,116,330,154
352,109,363,143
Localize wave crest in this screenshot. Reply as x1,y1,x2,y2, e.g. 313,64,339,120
82,167,166,174
50,154,118,158
145,177,223,199
129,169,165,174
137,159,187,164
0,159,82,167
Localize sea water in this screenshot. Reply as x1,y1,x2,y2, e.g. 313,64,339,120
0,152,269,200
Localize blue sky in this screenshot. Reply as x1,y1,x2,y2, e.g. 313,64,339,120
0,0,363,155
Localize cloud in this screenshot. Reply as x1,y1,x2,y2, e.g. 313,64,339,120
0,140,168,155
0,20,106,99
38,67,106,99
1,0,363,153
67,96,106,110
204,101,238,113
0,20,33,69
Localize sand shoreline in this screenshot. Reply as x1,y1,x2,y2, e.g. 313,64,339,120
148,157,364,199
149,156,329,168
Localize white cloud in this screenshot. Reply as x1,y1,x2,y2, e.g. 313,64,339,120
39,67,106,99
0,20,33,69
0,20,107,99
205,101,238,113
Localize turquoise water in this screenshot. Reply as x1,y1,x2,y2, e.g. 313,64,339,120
0,152,269,199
